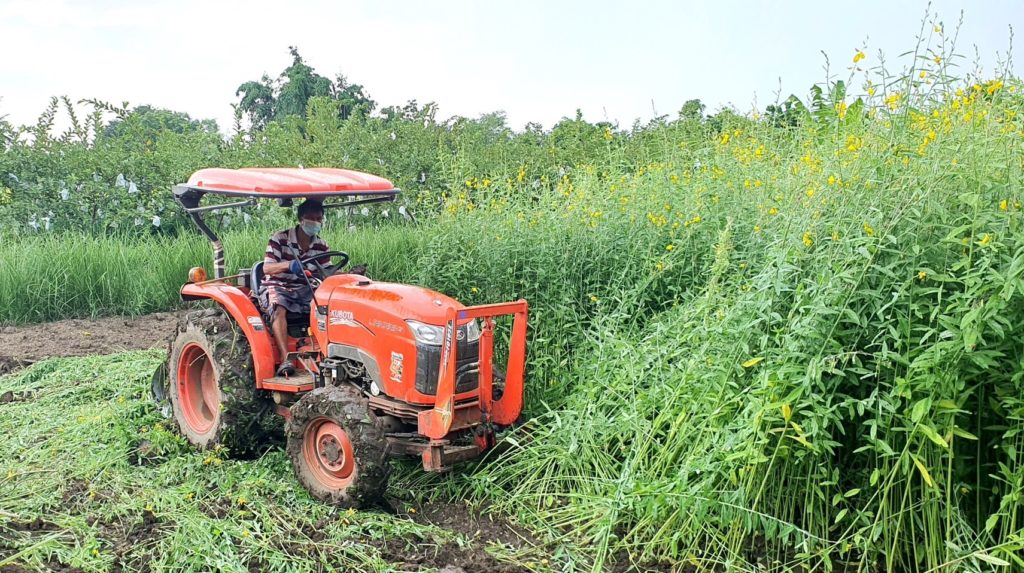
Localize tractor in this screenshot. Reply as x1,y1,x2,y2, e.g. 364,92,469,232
151,167,528,507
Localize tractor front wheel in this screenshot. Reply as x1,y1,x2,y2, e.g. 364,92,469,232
166,308,276,455
286,385,389,507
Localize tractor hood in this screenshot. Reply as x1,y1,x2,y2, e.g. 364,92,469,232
318,274,466,326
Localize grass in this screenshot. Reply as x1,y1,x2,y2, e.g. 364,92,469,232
0,223,425,325
0,353,562,572
1,29,1024,573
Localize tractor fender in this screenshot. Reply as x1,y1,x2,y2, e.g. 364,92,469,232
180,282,277,384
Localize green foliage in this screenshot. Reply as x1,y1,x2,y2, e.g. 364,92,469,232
0,354,551,572
2,27,1024,573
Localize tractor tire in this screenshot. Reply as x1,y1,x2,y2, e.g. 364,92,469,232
166,307,277,456
286,385,390,508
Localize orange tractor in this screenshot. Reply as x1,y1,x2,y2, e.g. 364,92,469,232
152,167,528,507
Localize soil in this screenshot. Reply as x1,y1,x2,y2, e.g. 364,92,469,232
0,312,183,375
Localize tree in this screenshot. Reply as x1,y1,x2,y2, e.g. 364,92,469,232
275,46,335,119
104,105,218,139
679,99,706,122
234,47,376,130
334,74,375,120
234,75,276,131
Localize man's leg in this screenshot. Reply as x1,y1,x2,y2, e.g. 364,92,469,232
272,306,292,374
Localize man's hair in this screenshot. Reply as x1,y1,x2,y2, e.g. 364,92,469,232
297,200,324,219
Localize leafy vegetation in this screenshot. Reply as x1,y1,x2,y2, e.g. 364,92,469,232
3,22,1024,572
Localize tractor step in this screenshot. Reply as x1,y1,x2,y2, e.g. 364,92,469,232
262,372,315,392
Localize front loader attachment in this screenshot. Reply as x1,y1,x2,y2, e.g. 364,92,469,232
418,300,528,441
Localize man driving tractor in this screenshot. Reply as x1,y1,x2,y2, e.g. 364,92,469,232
259,199,329,376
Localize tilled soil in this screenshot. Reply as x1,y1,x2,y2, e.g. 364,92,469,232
0,312,182,375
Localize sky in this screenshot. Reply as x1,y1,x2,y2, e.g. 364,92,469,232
1,0,1021,134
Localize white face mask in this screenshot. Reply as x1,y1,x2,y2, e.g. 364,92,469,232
300,219,322,236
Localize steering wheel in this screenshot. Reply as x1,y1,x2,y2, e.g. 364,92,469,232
300,250,350,279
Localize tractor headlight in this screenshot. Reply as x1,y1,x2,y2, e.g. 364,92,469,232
406,319,481,346
406,320,445,345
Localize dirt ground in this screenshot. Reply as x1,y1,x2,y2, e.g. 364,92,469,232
0,312,182,375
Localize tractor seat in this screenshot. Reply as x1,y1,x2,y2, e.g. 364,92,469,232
249,261,312,336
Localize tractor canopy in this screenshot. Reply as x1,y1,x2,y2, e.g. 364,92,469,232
178,167,399,200
173,167,400,279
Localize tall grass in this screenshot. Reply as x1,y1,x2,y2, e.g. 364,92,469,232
403,71,1024,569
0,224,425,324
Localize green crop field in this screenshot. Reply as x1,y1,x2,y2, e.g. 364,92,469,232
2,29,1024,572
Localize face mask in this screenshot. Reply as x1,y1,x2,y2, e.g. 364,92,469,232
301,220,322,237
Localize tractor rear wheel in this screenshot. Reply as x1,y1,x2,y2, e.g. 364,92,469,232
286,385,389,507
166,307,276,456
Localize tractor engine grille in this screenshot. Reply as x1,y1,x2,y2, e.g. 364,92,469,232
415,340,480,396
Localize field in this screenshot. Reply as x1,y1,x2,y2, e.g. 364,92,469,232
3,31,1024,572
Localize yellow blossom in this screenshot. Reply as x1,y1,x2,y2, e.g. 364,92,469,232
806,189,815,198
853,51,866,64
665,244,674,251
979,233,992,246
754,225,762,233
768,208,778,216
827,175,837,186
470,287,479,294
933,55,942,64
918,271,927,281
589,295,599,303
1000,199,1008,211
655,261,665,271
802,232,813,247
863,221,875,236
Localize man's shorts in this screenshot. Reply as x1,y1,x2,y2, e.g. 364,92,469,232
258,284,313,316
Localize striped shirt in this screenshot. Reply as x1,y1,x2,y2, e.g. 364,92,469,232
262,226,331,289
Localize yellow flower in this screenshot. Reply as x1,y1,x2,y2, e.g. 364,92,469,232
979,233,992,246
236,496,248,506
470,287,479,294
768,208,778,216
934,24,942,33
853,51,866,64
919,70,927,79
655,261,665,271
805,189,815,198
832,231,840,241
754,225,762,233
669,174,679,183
665,244,674,252
802,232,813,247
720,133,730,145
482,178,491,188
863,221,875,236
827,175,837,186
1000,199,1008,211
603,127,613,141
918,271,927,281
589,294,599,303
933,55,942,64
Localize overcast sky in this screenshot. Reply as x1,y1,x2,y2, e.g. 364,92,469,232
1,0,1021,134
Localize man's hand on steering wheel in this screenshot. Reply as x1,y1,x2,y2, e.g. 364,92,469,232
300,250,350,279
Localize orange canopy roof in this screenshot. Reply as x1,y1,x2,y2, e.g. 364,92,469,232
183,167,398,198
